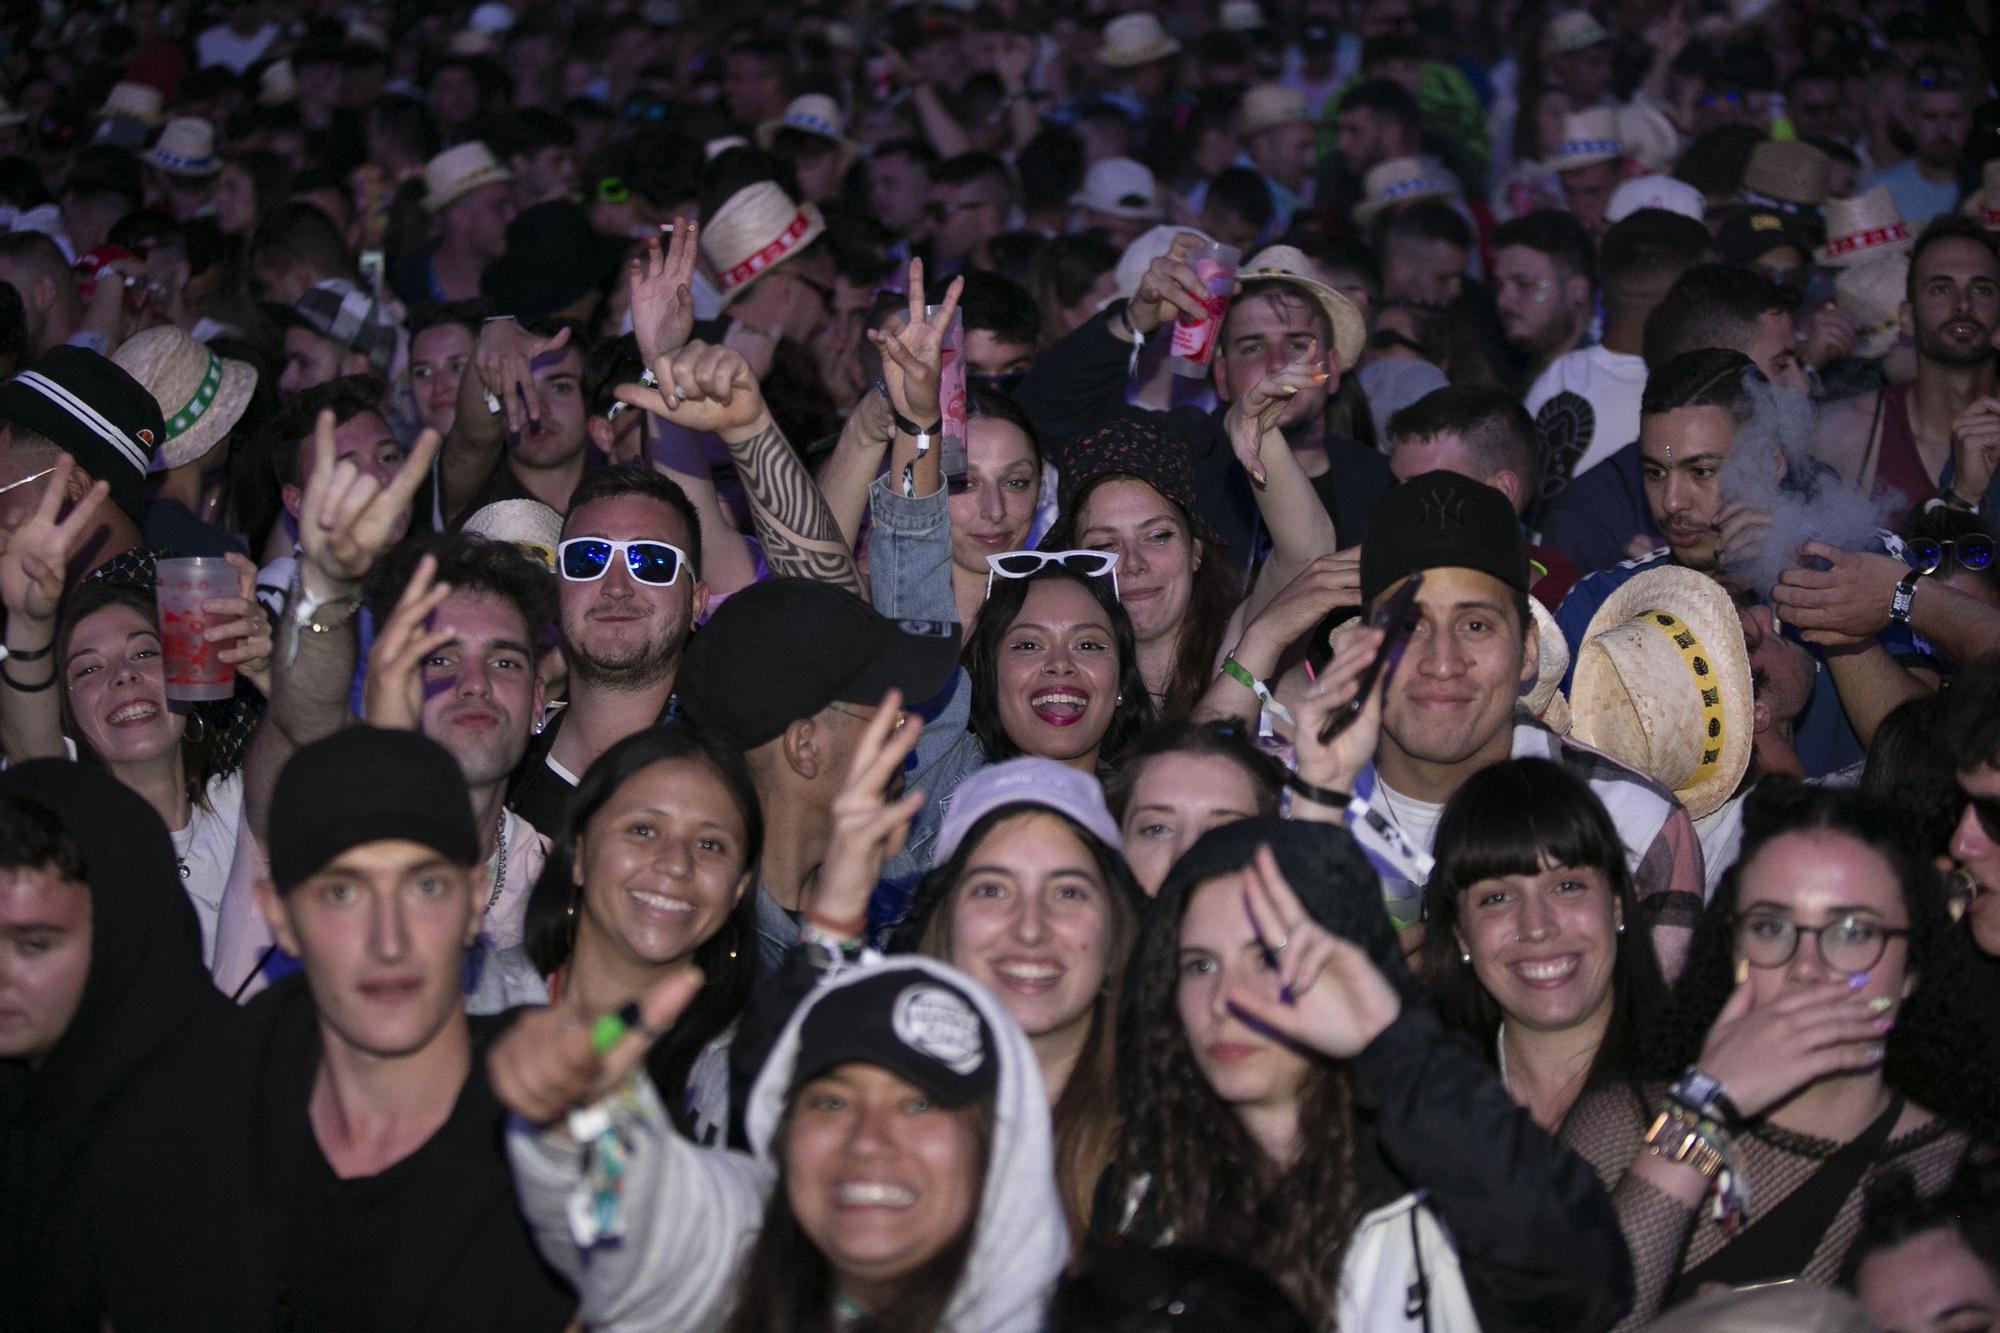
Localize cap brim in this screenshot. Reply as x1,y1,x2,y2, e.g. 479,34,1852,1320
836,620,963,713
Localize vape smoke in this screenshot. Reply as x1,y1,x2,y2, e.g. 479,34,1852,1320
1715,374,1902,598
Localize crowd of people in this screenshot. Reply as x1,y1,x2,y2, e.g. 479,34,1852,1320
2,0,2000,1329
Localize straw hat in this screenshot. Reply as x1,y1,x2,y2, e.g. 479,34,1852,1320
423,142,513,214
701,181,826,307
98,82,163,127
1239,84,1313,140
1070,157,1163,220
1742,139,1830,208
1353,156,1459,226
256,60,296,108
1239,244,1367,372
463,498,562,571
1525,595,1571,733
1544,9,1610,53
143,117,221,177
112,327,258,470
1606,174,1706,224
1960,159,2000,233
1570,567,1753,820
0,96,26,130
1547,108,1624,173
1616,100,1682,174
1098,13,1182,68
1219,0,1268,33
1835,254,1912,361
756,95,858,168
1815,186,1915,266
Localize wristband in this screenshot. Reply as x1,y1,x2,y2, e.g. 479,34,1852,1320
482,314,518,325
888,406,942,439
0,640,53,662
1283,770,1352,809
0,662,55,692
1219,655,1294,725
1668,1066,1745,1127
802,905,869,940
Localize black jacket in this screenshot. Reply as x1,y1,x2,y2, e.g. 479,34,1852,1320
1012,304,1393,578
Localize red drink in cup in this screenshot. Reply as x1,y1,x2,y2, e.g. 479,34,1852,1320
154,556,238,703
1169,240,1242,376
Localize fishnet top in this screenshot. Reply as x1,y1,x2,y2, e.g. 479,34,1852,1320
1560,1080,1972,1331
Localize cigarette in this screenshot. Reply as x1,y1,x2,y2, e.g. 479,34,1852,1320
0,466,54,496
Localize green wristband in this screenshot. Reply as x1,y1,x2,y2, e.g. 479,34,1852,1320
590,1002,643,1054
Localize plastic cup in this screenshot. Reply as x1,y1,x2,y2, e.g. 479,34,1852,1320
928,303,969,479
154,556,238,703
1169,240,1242,376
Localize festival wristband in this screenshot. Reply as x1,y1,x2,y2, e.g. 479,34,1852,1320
1283,770,1352,809
590,1001,644,1055
0,640,52,662
1220,655,1294,725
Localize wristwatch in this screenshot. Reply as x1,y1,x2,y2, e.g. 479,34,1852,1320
1668,1066,1743,1127
1889,569,1923,626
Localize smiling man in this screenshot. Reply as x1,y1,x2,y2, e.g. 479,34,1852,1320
245,727,575,1331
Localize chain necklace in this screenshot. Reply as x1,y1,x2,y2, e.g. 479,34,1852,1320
485,811,509,915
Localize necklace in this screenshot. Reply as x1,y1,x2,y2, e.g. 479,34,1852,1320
485,811,509,915
1497,1021,1511,1096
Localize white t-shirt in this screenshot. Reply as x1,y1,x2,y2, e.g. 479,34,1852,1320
1374,779,1446,924
482,807,550,952
195,22,279,73
172,769,245,968
1525,345,1649,491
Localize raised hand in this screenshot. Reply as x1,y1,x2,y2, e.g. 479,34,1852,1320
204,551,275,696
1694,972,1889,1119
362,553,455,731
629,219,699,365
0,455,108,624
297,413,441,596
867,258,963,428
1949,397,2000,503
1237,552,1363,669
809,690,926,938
618,341,770,440
1224,844,1402,1058
488,966,706,1127
1127,231,1219,337
474,320,573,436
1225,348,1328,486
1770,541,1905,644
1290,620,1388,797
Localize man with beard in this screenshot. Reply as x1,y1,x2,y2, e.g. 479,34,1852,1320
441,316,595,527
506,465,707,835
1490,210,1596,380
1852,218,2000,518
1864,61,1974,226
1556,349,1936,779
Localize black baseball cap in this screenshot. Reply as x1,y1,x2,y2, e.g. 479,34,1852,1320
268,727,480,892
676,578,960,750
790,967,998,1108
1359,471,1528,605
0,346,164,521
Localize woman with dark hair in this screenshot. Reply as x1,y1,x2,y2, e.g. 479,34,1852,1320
516,723,761,1143
495,954,1068,1332
1421,758,1669,1131
945,385,1046,631
1104,817,1632,1330
882,755,1143,1252
1560,780,2000,1328
1846,1160,2000,1331
961,562,1156,773
1105,718,1282,896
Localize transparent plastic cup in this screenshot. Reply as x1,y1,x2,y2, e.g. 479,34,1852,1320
928,303,968,479
154,556,237,702
1169,240,1242,376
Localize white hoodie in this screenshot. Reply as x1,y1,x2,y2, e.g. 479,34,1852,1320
507,956,1069,1333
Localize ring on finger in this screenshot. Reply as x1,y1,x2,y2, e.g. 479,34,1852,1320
483,391,503,416
1267,933,1289,956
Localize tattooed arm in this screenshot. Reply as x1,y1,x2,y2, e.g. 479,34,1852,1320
618,341,865,598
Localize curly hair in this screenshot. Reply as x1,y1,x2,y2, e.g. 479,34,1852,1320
1113,825,1375,1315
363,531,557,639
1635,778,2000,1140
961,565,1156,769
1421,758,1668,1104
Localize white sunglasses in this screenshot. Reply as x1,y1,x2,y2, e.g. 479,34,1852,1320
983,549,1120,599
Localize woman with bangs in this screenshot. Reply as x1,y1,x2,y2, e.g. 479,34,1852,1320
1421,757,1669,1132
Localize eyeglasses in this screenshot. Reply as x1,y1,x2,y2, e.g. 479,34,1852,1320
1904,535,1994,575
1732,910,1912,973
983,549,1119,599
557,538,689,586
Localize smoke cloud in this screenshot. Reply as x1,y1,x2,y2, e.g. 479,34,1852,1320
1715,375,1902,598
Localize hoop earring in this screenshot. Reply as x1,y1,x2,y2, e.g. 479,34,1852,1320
184,709,207,744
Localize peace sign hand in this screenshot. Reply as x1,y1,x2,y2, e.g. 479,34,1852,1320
1225,844,1402,1059
867,258,963,429
629,219,699,366
809,690,926,938
0,454,108,624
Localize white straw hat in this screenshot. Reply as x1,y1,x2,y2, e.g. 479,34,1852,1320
1615,101,1682,174
756,95,858,168
1523,594,1571,731
1239,84,1313,139
1353,156,1459,227
256,60,296,108
1570,567,1752,820
423,142,513,214
700,181,826,306
1238,244,1367,372
1835,254,1912,361
1545,10,1610,53
99,82,164,126
112,327,257,470
1098,13,1182,68
1547,108,1625,173
144,117,222,177
1815,186,1915,266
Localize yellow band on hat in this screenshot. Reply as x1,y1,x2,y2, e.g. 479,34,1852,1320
1639,609,1726,782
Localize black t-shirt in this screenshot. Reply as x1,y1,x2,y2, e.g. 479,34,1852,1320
506,705,579,838
445,452,539,532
